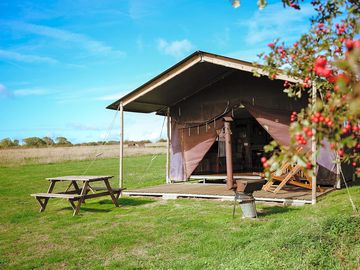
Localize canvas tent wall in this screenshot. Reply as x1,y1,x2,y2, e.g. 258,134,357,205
107,51,353,188
167,71,338,185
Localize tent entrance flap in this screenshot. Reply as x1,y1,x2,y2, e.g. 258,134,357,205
192,108,272,176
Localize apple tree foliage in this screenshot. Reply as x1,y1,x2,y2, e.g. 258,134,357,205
234,0,360,176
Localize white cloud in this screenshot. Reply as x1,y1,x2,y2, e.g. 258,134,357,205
0,83,12,98
157,38,194,57
0,84,50,98
0,49,58,64
9,22,126,57
125,113,166,141
242,3,315,45
67,122,103,131
13,88,48,97
0,84,6,93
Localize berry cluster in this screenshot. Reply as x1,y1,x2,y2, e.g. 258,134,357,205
290,111,297,122
295,133,307,145
342,123,359,135
260,157,268,168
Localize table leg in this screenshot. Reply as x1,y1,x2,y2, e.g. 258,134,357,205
72,181,81,194
73,181,88,216
103,179,119,207
39,180,56,212
68,200,76,210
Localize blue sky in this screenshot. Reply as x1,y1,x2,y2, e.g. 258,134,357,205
0,0,315,143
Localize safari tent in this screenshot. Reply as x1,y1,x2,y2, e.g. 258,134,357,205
107,51,354,204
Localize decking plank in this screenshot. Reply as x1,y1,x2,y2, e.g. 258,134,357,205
125,183,334,203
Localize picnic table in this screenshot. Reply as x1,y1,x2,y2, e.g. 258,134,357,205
31,175,124,216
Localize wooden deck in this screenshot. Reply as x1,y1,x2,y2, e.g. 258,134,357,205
124,183,334,205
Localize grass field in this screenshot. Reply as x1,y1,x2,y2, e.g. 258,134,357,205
0,143,166,166
1,154,360,269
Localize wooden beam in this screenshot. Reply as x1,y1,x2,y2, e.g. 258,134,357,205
311,84,317,205
166,108,171,184
122,55,202,106
119,102,124,189
201,54,301,83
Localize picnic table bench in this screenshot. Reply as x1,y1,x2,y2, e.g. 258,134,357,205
31,175,125,216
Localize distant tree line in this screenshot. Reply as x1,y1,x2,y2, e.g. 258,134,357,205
124,139,152,145
0,137,163,149
0,136,73,148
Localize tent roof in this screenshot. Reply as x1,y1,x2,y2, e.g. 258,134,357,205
106,51,298,114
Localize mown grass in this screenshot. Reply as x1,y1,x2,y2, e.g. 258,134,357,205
0,154,360,269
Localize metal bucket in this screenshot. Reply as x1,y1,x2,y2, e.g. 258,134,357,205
237,193,257,218
239,199,257,218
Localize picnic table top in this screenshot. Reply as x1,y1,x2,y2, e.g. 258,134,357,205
46,175,113,182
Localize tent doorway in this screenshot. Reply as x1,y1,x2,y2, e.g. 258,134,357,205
192,108,272,176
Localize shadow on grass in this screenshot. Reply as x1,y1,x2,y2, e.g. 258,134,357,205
99,197,156,206
257,206,300,217
59,207,111,213
57,197,155,214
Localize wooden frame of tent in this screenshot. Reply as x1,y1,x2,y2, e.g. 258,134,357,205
108,51,342,205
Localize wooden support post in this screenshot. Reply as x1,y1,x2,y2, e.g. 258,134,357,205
335,154,341,189
311,84,317,205
166,108,171,184
223,117,234,190
119,102,124,189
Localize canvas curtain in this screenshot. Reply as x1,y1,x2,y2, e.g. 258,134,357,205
244,102,338,185
170,118,225,181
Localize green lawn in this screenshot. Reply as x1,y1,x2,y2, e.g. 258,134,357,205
1,155,360,269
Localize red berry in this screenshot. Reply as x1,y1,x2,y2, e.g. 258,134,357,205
352,162,357,167
268,43,275,48
261,157,267,163
338,148,344,157
322,68,332,78
306,162,313,169
352,125,359,132
346,39,354,50
355,39,360,48
306,130,313,137
315,56,327,67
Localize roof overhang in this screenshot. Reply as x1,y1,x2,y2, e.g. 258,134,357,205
106,51,299,113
